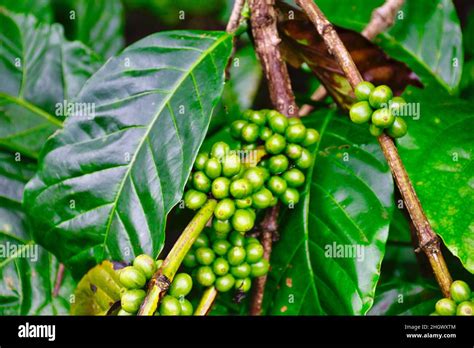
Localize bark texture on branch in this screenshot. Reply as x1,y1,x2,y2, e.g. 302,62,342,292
296,0,452,297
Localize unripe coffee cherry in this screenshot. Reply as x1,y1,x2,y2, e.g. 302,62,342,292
285,143,303,160
196,266,216,287
241,123,260,143
283,168,305,188
450,280,471,303
212,219,232,235
249,110,266,126
252,187,274,209
369,85,393,108
169,273,193,298
231,263,251,279
213,257,230,276
302,128,320,147
435,298,457,316
195,247,215,265
235,197,252,209
242,109,254,121
243,167,266,191
180,299,194,316
386,117,407,138
281,188,300,205
215,274,235,292
456,301,474,316
222,153,241,177
193,171,211,192
246,237,260,245
229,231,246,247
354,81,375,101
194,233,210,248
211,141,230,160
204,158,222,179
259,127,273,141
349,101,372,124
267,176,287,196
230,178,252,198
183,252,198,268
214,198,236,220
267,112,289,134
389,96,406,116
212,239,231,256
211,177,230,199
184,189,207,210
246,243,264,264
230,120,247,138
285,124,307,143
371,108,395,128
121,289,146,313
296,148,313,169
269,154,289,174
119,266,147,289
231,209,255,233
369,124,383,137
117,309,133,316
133,254,156,280
227,246,246,266
194,153,209,171
288,117,302,126
265,134,287,154
159,295,181,316
250,259,270,277
235,277,252,292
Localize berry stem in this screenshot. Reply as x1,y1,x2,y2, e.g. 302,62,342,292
226,0,247,33
194,286,218,315
295,0,452,297
138,199,217,315
247,0,297,315
52,263,65,297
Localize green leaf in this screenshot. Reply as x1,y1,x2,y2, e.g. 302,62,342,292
0,10,103,158
0,150,75,315
71,0,125,59
397,87,474,273
0,0,53,22
316,0,463,93
24,31,233,277
265,110,394,315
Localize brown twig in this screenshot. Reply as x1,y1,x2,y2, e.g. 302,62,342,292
247,0,298,315
226,0,246,33
295,0,452,297
299,0,405,116
52,263,65,297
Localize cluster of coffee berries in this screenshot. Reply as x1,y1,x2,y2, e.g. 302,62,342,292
116,254,193,316
432,280,473,316
183,227,269,294
349,82,408,139
184,109,319,233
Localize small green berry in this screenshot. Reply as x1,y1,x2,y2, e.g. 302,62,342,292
215,274,235,292
159,295,181,316
269,154,289,174
354,81,375,101
230,120,248,139
133,254,156,280
285,124,307,143
194,233,210,248
369,124,383,137
212,219,232,235
259,127,273,141
281,188,300,206
212,239,231,256
435,298,457,316
242,110,254,121
195,247,215,266
222,153,241,177
212,257,230,276
349,101,372,124
250,259,270,277
227,246,246,266
231,263,251,279
184,189,207,210
282,168,305,188
235,277,252,292
229,230,246,247
386,117,407,138
265,134,287,154
214,198,236,221
211,177,230,199
243,167,266,191
193,171,211,193
241,123,260,143
246,237,260,245
246,243,264,264
183,252,198,268
371,108,395,128
196,266,216,287
252,187,274,209
296,148,313,169
121,289,146,313
204,158,222,179
285,143,303,160
231,209,255,233
230,178,253,199
194,153,209,171
119,266,147,289
169,273,193,297
369,85,393,108
389,96,406,116
235,197,252,209
117,309,134,316
267,112,289,134
288,117,302,126
450,280,471,303
249,110,267,126
456,301,474,316
267,176,287,196
211,141,230,160
301,128,320,147
179,299,194,315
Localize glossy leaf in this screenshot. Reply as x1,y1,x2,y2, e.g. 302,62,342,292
24,31,233,277
276,2,421,110
265,110,394,315
312,0,463,93
397,87,474,273
0,150,75,315
0,10,102,158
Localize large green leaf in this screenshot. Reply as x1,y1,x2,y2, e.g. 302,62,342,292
24,31,233,277
314,0,463,93
397,87,474,273
265,110,394,315
0,10,102,158
0,150,75,315
0,0,53,22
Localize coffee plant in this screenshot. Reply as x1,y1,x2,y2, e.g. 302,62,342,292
0,0,472,318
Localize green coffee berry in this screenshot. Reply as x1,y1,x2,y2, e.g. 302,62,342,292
184,189,207,210
204,158,222,179
269,154,289,174
369,124,383,137
450,280,471,303
285,143,303,160
117,309,134,316
215,274,235,293
194,153,209,171
133,254,156,280
119,266,147,289
354,81,375,101
222,154,241,177
242,143,257,151
212,219,232,235
371,108,395,128
235,197,253,209
195,247,215,266
211,177,230,199
288,117,302,126
252,187,274,209
435,298,457,316
213,257,230,276
246,237,260,245
389,96,406,116
159,295,181,316
267,176,287,196
230,178,253,199
369,85,393,109
241,123,260,143
285,124,307,143
231,209,255,233
214,198,236,221
267,112,289,134
281,188,300,205
121,289,146,313
250,259,270,277
229,230,246,247
246,243,264,264
265,134,287,154
231,263,251,279
296,148,313,169
386,117,407,138
243,167,266,191
193,171,211,193
249,110,266,126
194,233,210,248
301,128,320,147
235,277,252,292
196,266,216,287
259,127,273,141
349,101,372,124
230,120,248,138
169,273,193,298
179,298,194,316
212,239,231,256
242,109,254,121
456,301,474,316
227,246,246,266
183,252,198,268
282,168,305,188
211,141,230,160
